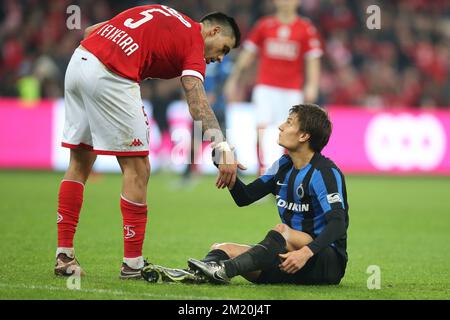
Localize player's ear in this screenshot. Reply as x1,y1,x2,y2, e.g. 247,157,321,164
298,132,310,143
212,25,221,36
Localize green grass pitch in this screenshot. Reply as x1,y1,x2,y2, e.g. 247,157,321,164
0,170,449,300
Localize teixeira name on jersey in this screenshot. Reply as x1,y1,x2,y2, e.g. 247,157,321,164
96,23,140,56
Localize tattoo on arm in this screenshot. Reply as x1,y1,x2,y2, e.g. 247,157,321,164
182,76,224,141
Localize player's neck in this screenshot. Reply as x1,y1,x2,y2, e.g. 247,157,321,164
276,11,298,24
200,22,206,40
289,148,315,170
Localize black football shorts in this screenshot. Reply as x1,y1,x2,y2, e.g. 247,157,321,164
253,246,346,285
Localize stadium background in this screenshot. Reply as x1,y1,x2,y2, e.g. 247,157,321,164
0,0,449,300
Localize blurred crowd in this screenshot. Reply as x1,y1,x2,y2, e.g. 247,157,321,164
0,0,449,110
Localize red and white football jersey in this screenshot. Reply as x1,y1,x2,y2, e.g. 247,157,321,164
244,16,323,90
81,5,206,83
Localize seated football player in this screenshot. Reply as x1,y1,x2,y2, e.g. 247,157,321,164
142,104,349,285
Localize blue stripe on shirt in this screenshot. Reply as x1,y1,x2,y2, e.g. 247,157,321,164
310,170,332,213
290,164,311,230
332,168,345,209
310,170,330,237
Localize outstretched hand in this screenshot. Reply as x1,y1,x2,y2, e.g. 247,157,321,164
216,149,247,189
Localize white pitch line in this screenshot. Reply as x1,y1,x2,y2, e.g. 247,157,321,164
0,283,236,300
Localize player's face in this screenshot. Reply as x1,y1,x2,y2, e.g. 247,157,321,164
278,113,308,150
204,27,235,64
274,0,301,13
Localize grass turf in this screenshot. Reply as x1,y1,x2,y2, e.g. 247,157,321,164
0,170,449,300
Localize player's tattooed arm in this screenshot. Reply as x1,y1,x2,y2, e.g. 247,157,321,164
182,75,247,189
181,75,224,142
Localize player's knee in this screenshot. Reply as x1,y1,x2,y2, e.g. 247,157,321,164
138,172,150,188
67,151,96,182
272,224,289,240
70,150,96,168
211,242,230,251
272,223,287,233
211,243,236,258
138,158,151,182
143,161,151,182
122,159,150,186
210,243,220,250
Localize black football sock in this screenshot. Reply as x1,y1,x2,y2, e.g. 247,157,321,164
223,230,286,278
201,249,230,263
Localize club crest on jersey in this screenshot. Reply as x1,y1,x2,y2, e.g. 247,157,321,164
124,225,136,239
277,26,291,39
296,184,305,199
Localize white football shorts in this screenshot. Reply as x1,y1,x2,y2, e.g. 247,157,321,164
252,84,304,127
62,47,149,156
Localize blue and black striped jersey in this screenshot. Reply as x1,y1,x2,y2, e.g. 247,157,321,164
230,153,349,263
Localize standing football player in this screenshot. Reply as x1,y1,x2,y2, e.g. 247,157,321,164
54,4,242,279
224,0,322,175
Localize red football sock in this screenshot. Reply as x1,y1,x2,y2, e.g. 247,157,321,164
120,195,148,258
57,180,84,248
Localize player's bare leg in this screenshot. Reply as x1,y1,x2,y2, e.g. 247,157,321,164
272,223,313,252
117,156,150,279
64,148,97,184
117,156,150,203
189,224,313,283
55,148,97,276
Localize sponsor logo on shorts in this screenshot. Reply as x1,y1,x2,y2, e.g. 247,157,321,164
129,138,144,147
327,193,342,204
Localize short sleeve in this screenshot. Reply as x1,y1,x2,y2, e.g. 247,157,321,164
182,44,206,82
302,21,323,59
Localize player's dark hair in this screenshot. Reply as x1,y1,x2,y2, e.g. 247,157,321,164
200,12,241,48
289,104,332,153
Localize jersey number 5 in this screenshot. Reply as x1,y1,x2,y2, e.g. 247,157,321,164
124,5,191,29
